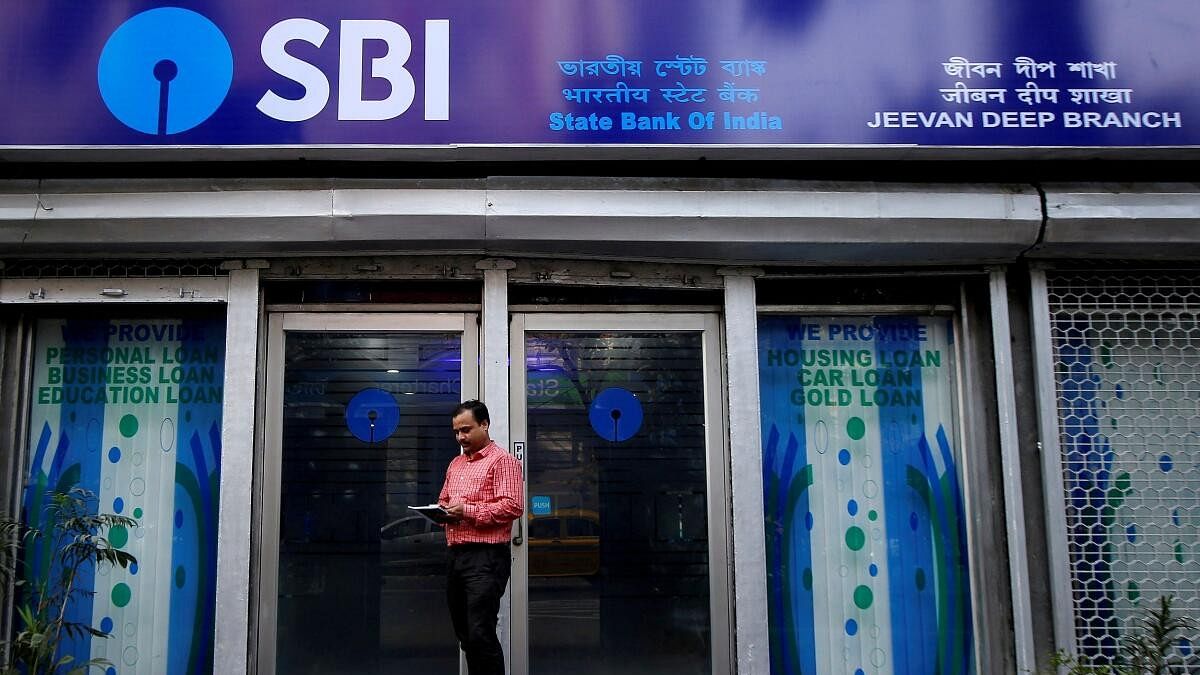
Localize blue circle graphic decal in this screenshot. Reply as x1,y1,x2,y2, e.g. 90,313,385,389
98,8,233,135
588,387,644,442
346,388,401,443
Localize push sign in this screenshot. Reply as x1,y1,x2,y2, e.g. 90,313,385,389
531,496,552,516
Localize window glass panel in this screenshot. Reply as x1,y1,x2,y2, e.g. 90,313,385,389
22,317,226,675
276,331,462,674
758,315,974,675
526,331,710,675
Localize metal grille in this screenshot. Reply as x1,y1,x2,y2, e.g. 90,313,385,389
0,259,226,279
1047,271,1200,669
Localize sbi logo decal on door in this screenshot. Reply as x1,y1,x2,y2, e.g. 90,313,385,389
98,7,449,135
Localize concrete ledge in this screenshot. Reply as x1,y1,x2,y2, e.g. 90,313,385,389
1033,183,1200,259
0,179,1042,264
1,185,487,256
485,185,1041,264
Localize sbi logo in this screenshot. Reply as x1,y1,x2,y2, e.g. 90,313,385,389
98,7,449,135
98,8,233,134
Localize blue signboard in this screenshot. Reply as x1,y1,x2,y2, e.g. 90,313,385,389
1,1,1197,148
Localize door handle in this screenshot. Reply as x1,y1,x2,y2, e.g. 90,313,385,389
513,517,524,546
513,440,525,546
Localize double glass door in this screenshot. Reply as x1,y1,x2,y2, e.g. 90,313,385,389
260,312,729,675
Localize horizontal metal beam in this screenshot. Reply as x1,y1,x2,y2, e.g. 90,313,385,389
0,179,1043,264
0,187,486,255
1033,183,1200,258
0,277,229,303
484,185,1040,264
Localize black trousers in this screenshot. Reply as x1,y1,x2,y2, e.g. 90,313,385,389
447,543,511,675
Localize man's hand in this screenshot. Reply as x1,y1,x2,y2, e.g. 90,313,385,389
444,501,466,521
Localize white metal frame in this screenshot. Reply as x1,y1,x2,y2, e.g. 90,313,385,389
951,292,989,674
1028,266,1078,656
952,284,1002,674
254,312,480,675
478,259,513,674
987,268,1037,672
214,269,261,675
507,312,732,675
722,273,770,675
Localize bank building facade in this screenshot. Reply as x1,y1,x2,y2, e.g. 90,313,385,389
1,3,1199,674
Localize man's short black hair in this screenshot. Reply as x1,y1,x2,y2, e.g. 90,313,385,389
452,399,490,425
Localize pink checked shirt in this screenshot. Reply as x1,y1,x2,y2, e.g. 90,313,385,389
438,441,524,546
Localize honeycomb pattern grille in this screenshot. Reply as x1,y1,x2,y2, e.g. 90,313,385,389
1048,271,1200,669
1,260,226,279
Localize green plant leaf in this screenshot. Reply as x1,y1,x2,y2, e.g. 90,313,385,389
5,487,141,675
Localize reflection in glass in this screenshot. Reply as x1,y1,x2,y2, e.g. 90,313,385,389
277,332,462,674
526,332,710,675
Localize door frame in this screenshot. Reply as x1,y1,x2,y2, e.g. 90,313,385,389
254,311,479,675
507,312,732,675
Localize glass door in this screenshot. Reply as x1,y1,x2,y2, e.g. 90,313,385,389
509,313,731,675
259,313,478,675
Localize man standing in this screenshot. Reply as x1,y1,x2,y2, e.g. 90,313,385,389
439,400,524,675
